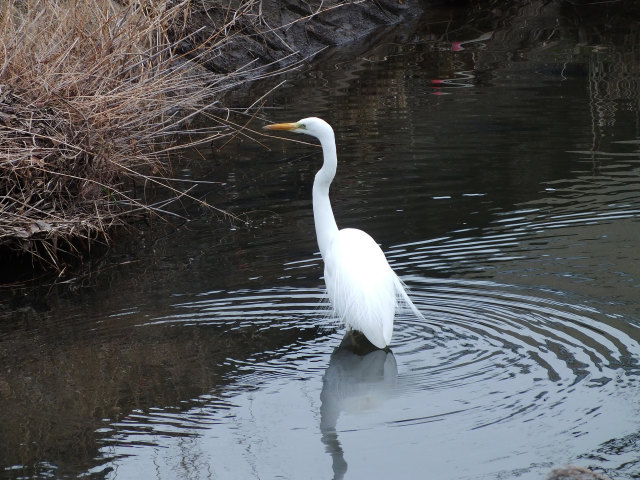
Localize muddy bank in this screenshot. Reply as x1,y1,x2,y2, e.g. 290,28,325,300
0,0,425,275
3,0,637,274
180,0,426,75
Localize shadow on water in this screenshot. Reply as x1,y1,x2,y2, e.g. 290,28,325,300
320,333,398,480
2,1,640,479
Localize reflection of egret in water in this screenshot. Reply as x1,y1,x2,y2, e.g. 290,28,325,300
319,333,398,480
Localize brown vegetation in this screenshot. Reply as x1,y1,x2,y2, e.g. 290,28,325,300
0,0,224,269
0,0,421,272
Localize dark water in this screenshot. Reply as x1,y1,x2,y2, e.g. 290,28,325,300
2,3,640,479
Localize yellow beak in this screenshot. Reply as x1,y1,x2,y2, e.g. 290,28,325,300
263,122,300,131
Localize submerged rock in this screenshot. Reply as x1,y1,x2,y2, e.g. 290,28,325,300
546,466,611,480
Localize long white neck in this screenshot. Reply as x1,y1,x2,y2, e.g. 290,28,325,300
312,131,339,261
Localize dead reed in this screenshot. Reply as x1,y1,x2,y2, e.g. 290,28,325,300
0,0,361,271
0,0,232,269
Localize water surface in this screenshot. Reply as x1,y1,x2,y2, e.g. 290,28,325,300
1,3,639,480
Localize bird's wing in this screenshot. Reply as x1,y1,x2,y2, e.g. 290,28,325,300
324,228,396,347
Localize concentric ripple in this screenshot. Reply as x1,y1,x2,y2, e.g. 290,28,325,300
380,277,640,475
90,275,640,480
147,286,328,330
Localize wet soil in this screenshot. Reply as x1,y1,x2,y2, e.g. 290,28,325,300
179,0,426,75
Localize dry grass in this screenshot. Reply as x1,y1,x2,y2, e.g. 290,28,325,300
0,0,362,271
0,0,235,269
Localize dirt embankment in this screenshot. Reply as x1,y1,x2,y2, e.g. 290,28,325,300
0,0,424,274
183,0,425,74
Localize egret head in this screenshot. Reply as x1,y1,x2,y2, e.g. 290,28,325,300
263,117,333,140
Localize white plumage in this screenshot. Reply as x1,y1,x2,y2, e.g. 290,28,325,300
264,117,422,348
324,228,396,348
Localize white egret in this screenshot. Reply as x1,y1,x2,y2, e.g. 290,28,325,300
263,117,422,349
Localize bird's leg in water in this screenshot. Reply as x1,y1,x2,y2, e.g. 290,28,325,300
339,330,381,355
